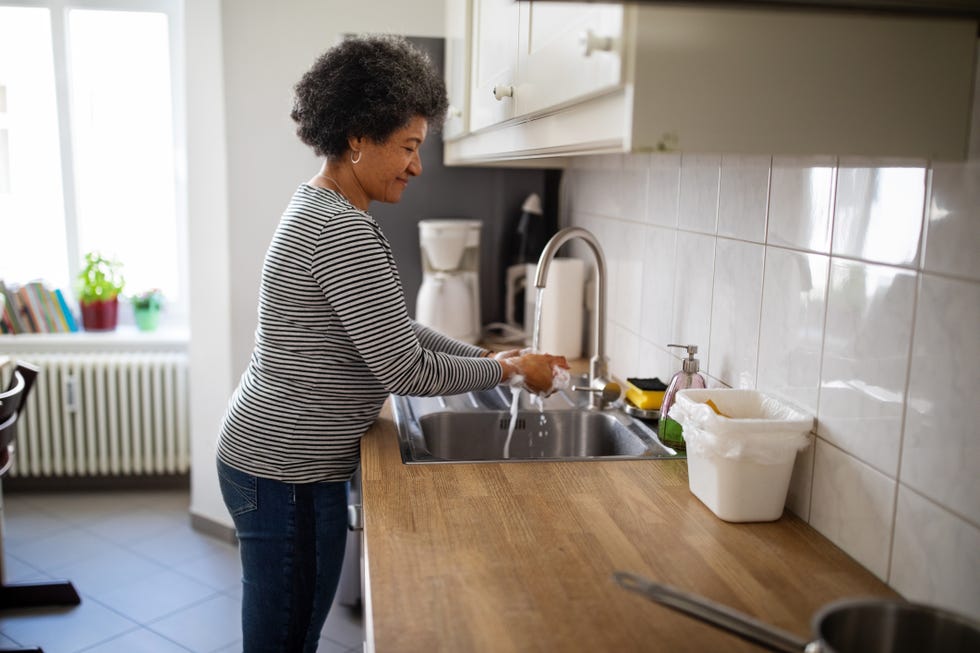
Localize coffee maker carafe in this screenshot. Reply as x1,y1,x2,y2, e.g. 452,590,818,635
416,219,482,344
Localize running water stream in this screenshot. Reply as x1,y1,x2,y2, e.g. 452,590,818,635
503,288,547,459
503,386,521,459
531,287,544,352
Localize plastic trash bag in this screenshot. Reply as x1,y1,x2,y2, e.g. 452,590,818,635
668,389,813,465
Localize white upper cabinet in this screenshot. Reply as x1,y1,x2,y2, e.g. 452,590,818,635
445,2,978,165
515,2,624,118
466,1,624,133
443,0,471,140
468,0,521,131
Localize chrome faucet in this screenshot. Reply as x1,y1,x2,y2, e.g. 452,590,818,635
533,227,621,410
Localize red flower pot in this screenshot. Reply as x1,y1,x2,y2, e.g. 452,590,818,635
80,297,119,331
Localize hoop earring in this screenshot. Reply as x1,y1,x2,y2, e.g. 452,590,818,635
350,150,362,165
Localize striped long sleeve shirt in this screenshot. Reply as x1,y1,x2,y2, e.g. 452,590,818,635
217,185,502,482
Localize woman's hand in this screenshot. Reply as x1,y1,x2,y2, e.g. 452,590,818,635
489,348,522,361
499,351,570,396
520,353,570,395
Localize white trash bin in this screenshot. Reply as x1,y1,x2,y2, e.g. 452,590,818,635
669,389,814,522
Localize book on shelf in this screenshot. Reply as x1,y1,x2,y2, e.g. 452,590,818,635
7,288,32,333
53,289,79,332
0,279,79,335
27,281,59,333
16,285,45,333
0,280,25,334
0,295,11,334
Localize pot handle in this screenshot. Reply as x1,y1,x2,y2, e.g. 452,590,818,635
614,571,808,653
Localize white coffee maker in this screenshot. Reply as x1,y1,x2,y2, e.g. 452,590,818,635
415,219,482,344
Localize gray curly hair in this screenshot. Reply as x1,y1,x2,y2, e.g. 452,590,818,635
291,35,448,158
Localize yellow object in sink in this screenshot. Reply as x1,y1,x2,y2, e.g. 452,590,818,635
625,378,667,411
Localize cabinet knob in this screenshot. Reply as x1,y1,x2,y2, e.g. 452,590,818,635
580,30,614,57
492,84,514,101
447,104,463,119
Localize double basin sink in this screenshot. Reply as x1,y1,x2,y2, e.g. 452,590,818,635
391,375,681,464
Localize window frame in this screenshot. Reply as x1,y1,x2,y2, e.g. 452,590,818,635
2,0,188,327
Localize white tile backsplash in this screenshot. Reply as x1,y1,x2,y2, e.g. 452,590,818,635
603,219,630,332
636,336,671,383
645,154,681,228
718,155,770,243
669,231,715,362
768,156,836,253
818,259,916,476
678,154,720,233
890,486,980,616
785,441,815,522
902,273,980,526
923,160,980,282
639,225,676,350
809,440,896,581
612,219,646,336
708,238,764,389
608,321,640,381
576,168,622,218
757,247,829,415
833,162,926,267
619,153,651,224
564,134,980,615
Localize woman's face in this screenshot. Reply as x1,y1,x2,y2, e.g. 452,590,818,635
352,116,428,204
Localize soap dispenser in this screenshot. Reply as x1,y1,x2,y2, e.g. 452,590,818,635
658,344,706,450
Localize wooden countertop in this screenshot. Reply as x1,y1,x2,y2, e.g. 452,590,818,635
360,401,898,652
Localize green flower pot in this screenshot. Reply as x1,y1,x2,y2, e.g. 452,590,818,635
134,307,161,332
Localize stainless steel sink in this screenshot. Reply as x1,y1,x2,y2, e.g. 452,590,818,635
391,376,681,464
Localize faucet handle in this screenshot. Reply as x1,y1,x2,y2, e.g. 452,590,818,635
571,379,622,407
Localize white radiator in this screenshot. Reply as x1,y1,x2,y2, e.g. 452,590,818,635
10,352,190,477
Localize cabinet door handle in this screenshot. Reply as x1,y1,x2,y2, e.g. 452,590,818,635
447,104,463,119
492,84,514,101
580,30,614,57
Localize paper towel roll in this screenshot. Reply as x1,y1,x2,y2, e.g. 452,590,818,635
523,258,586,359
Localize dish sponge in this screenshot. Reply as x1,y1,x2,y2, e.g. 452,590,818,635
625,377,668,410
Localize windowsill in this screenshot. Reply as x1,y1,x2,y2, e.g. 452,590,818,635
0,325,190,353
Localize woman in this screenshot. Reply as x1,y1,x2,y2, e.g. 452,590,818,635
216,35,567,652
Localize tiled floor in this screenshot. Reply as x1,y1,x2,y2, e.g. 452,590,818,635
0,489,364,652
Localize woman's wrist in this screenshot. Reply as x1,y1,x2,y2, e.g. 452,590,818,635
498,358,518,382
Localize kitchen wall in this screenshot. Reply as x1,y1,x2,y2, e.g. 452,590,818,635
221,0,448,374
560,48,980,615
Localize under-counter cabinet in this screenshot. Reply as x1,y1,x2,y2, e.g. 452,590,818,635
445,1,977,165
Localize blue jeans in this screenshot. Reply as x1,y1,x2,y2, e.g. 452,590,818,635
217,457,349,653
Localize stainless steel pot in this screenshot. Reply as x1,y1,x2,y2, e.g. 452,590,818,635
614,571,980,653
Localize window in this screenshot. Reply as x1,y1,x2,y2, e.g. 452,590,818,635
0,0,185,325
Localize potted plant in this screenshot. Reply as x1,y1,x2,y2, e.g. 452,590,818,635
131,289,164,332
75,252,125,331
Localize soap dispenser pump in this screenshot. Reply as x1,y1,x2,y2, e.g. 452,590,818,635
658,344,706,450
